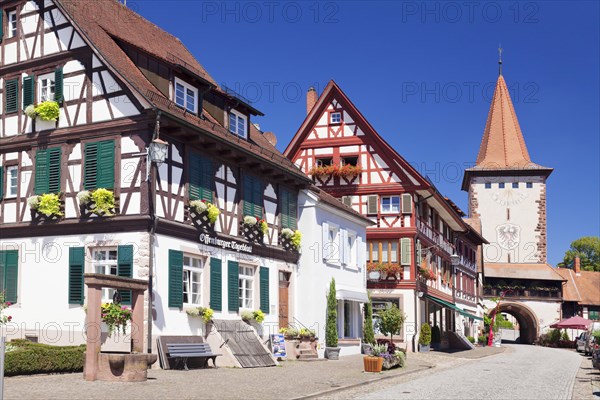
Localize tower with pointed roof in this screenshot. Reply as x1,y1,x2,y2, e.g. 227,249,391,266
462,67,553,264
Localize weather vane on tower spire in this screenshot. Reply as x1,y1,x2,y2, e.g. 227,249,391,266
498,44,503,76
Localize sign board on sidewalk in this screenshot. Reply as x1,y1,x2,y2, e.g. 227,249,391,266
270,334,286,358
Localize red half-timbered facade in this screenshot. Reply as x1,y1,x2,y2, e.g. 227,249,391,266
285,81,487,346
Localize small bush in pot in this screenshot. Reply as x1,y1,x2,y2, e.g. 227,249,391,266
325,278,340,360
418,323,431,352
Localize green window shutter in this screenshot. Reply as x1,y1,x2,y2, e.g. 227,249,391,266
0,250,19,303
243,176,253,216
0,166,4,200
23,76,35,108
54,67,64,104
280,190,289,229
48,147,61,193
35,149,49,195
253,178,263,217
209,257,222,311
0,10,3,43
5,79,18,114
227,260,239,311
259,266,269,314
84,142,98,190
96,140,114,189
168,250,183,308
289,192,297,230
400,238,412,266
68,247,85,305
117,245,133,305
189,153,213,202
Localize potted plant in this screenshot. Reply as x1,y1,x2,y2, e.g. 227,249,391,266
431,325,441,350
78,188,116,216
243,215,268,234
325,278,340,360
185,306,214,323
418,323,431,352
363,343,386,373
189,199,220,224
280,228,302,251
377,304,405,349
101,302,132,337
28,193,63,219
240,309,265,324
362,296,376,355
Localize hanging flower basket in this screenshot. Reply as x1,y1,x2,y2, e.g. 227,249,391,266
189,200,220,224
243,216,268,234
185,306,214,323
28,193,63,219
419,267,437,281
101,302,132,337
78,189,116,216
280,228,302,251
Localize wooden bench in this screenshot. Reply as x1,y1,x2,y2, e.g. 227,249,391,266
166,343,221,370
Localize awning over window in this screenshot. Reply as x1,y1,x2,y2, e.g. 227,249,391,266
336,285,369,303
425,294,483,321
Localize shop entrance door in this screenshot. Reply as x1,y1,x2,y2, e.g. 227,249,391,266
279,271,290,328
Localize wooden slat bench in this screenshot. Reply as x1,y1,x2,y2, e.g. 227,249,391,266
166,343,221,370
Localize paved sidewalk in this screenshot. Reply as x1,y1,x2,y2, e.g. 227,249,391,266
571,351,600,400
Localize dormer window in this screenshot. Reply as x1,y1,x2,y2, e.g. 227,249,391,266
7,10,17,38
330,112,341,124
229,109,247,139
174,77,198,114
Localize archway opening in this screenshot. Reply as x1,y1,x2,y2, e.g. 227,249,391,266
489,302,538,344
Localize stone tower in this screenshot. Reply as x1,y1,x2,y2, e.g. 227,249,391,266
462,72,553,264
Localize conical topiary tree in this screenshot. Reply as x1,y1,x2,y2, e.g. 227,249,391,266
326,278,338,348
363,294,376,345
419,323,431,346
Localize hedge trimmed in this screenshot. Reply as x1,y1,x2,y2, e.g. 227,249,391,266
4,340,85,376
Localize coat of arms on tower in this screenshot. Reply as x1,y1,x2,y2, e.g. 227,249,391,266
496,223,521,250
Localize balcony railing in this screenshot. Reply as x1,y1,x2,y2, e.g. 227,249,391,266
458,255,477,272
416,218,454,256
483,287,561,299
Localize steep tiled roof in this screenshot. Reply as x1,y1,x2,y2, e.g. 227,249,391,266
555,268,600,305
468,75,550,171
56,0,309,182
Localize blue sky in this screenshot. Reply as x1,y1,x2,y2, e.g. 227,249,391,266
133,1,599,266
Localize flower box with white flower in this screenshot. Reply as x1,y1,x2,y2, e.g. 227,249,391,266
25,101,60,131
186,200,220,231
240,215,268,243
77,189,119,218
28,193,64,221
278,228,302,252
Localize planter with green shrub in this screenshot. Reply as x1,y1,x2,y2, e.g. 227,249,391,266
325,278,340,360
418,323,431,352
362,295,376,355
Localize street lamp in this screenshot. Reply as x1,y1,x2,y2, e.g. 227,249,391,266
146,137,168,180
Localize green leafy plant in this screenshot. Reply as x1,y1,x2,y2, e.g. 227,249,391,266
478,335,487,344
363,296,376,346
185,306,213,323
101,302,132,337
258,219,268,234
371,343,388,357
418,323,431,346
467,336,476,344
35,193,63,217
560,330,570,342
189,200,220,224
240,309,265,324
281,228,302,250
4,341,86,376
377,304,405,343
279,327,299,339
34,101,60,121
90,188,116,216
325,278,338,347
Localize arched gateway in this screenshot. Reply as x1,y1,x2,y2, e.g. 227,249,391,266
490,301,539,344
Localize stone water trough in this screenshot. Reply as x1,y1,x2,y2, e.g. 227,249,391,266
83,273,157,382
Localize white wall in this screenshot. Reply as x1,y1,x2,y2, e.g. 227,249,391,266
295,190,368,357
471,176,545,263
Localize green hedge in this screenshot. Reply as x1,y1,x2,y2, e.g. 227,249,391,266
4,340,85,376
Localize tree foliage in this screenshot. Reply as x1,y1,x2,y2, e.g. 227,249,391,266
558,236,600,271
377,304,405,343
325,278,338,347
362,295,376,345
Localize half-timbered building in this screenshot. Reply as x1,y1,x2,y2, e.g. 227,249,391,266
285,81,487,350
0,0,370,361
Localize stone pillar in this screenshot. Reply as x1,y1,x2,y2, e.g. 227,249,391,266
84,285,102,381
131,289,145,354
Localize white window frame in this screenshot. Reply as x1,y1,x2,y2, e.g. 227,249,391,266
91,248,119,302
238,265,255,309
6,166,18,198
38,73,56,102
173,77,198,114
330,112,341,124
183,255,204,306
381,196,400,214
229,109,247,139
8,10,17,38
346,230,357,268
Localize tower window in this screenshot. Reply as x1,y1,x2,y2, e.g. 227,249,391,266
512,182,519,189
499,182,505,189
484,182,491,189
526,182,533,189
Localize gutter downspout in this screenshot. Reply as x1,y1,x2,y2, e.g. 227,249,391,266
147,109,161,354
